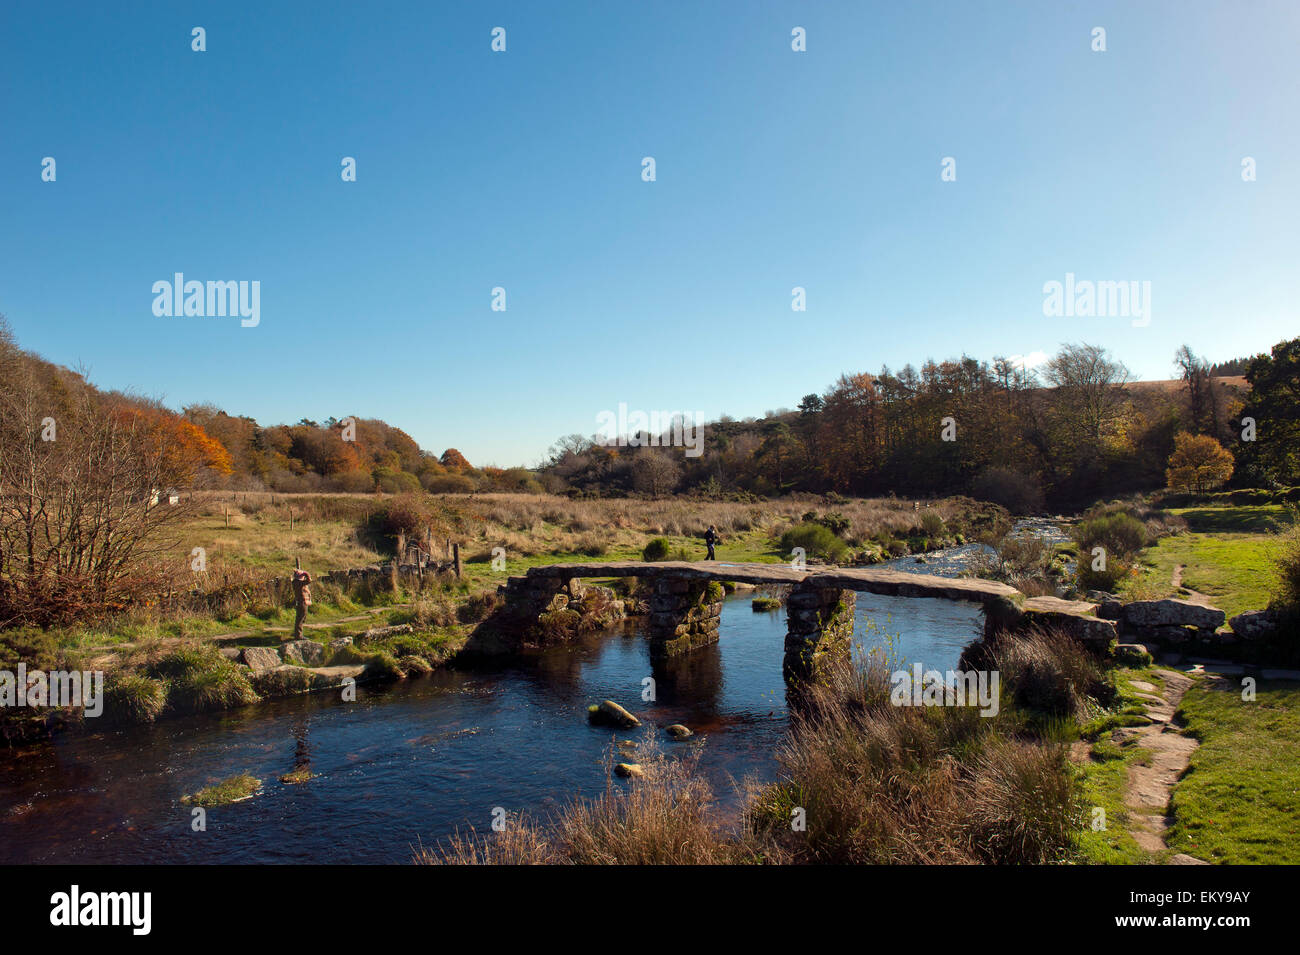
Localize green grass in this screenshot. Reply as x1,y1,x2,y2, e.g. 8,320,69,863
1124,505,1285,618
181,772,262,807
1166,680,1300,864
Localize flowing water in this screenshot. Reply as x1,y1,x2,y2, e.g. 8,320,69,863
0,590,984,864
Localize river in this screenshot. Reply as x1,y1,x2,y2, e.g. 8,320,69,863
0,583,986,864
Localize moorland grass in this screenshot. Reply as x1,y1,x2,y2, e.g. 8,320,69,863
1166,680,1300,864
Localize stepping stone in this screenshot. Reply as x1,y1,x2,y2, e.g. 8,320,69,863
1129,680,1156,693
242,646,282,671
1169,853,1209,865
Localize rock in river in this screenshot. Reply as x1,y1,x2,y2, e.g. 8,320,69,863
588,700,640,728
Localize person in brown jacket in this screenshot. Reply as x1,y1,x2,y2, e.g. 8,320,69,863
291,568,312,639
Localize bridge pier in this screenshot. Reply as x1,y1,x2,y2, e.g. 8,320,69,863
783,583,856,684
648,578,725,659
498,574,588,645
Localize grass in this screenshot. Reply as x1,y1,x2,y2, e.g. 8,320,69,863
1123,504,1286,618
181,773,262,807
1166,679,1300,864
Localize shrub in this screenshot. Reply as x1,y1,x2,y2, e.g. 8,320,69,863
149,646,260,714
642,537,672,562
988,627,1110,719
423,473,476,494
1072,507,1149,560
1272,522,1300,610
104,674,167,724
919,511,945,538
373,467,422,494
779,522,849,563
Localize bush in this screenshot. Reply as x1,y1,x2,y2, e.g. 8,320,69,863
779,522,850,563
104,674,167,724
423,473,476,494
642,537,672,562
1272,523,1300,610
374,467,422,494
1072,507,1149,559
919,511,945,538
148,646,259,714
363,493,446,556
988,628,1110,719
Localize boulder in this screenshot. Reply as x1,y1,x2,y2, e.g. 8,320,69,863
217,647,243,662
282,640,326,667
329,635,354,650
1114,644,1153,666
614,763,644,779
665,724,693,739
1122,599,1225,630
588,700,640,728
1097,598,1123,621
1229,609,1278,641
242,646,282,671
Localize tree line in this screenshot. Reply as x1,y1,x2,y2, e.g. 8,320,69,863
544,337,1300,510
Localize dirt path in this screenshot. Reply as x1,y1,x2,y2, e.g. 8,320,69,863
1115,668,1207,864
1171,563,1217,609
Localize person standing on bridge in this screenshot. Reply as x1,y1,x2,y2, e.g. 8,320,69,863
704,525,721,561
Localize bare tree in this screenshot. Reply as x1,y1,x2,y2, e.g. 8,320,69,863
630,449,681,497
0,318,216,625
1043,343,1132,450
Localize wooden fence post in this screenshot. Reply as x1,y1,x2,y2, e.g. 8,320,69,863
453,543,461,580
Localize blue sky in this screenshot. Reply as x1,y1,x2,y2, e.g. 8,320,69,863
2,1,1297,466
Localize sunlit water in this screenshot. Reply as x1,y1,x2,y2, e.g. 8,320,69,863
0,592,984,864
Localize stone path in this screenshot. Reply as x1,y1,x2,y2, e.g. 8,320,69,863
1114,668,1206,863
86,604,409,668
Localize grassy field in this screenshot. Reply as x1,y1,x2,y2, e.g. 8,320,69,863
176,491,993,585
1168,680,1300,864
1124,503,1290,617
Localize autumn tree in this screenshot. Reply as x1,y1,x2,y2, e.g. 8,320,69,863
1165,432,1234,494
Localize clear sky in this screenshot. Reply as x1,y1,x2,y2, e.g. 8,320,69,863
2,1,1297,466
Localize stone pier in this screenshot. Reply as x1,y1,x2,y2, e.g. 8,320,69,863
648,578,725,659
783,583,857,683
498,573,587,645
